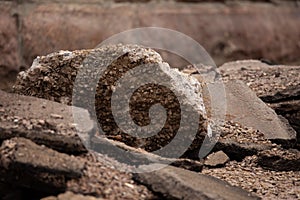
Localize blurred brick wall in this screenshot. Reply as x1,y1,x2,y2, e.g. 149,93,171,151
0,0,300,71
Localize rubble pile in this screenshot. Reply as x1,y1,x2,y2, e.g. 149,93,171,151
0,45,298,199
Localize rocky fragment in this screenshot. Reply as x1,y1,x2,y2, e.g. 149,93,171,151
0,90,91,154
134,164,260,200
205,150,229,167
213,121,275,161
91,136,204,172
0,137,85,193
223,80,296,145
219,60,300,145
0,137,156,199
13,44,208,158
182,67,297,147
257,148,300,171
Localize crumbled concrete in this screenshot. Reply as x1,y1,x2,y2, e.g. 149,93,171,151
205,150,229,167
134,164,260,200
13,45,209,158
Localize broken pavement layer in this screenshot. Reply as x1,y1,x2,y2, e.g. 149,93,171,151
0,89,93,154
214,121,275,161
91,136,204,172
134,164,260,200
223,80,296,147
257,147,300,171
0,91,156,199
0,137,84,192
219,60,300,147
183,66,297,148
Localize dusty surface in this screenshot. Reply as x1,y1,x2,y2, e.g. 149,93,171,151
202,155,300,200
66,153,155,199
0,89,87,154
41,191,104,200
219,60,300,99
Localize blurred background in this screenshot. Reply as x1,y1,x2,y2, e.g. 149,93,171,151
1,0,300,90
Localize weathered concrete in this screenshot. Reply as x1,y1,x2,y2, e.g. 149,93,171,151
181,68,297,147
224,80,296,144
134,164,260,200
13,45,208,158
204,150,229,167
257,148,300,171
219,60,300,146
0,137,85,192
91,136,204,172
0,89,91,154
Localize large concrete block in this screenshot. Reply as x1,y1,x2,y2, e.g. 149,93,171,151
13,45,209,158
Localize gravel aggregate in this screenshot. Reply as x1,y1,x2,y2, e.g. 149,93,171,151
202,155,300,200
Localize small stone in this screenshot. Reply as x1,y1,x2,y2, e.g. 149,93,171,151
125,183,135,189
50,114,63,119
205,151,230,167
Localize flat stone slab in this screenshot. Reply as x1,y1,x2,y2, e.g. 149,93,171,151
134,164,260,200
0,90,93,154
257,148,300,171
223,80,296,143
91,136,204,172
219,60,300,143
0,137,85,192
